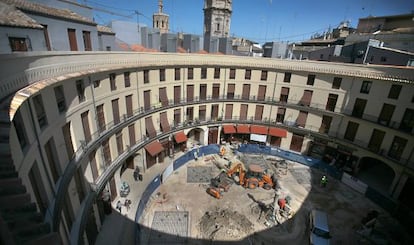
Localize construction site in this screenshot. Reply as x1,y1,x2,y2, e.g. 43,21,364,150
136,145,408,245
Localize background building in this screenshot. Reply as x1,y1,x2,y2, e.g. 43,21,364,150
203,0,232,52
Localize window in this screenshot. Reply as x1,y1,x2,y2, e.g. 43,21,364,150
280,87,289,103
360,81,372,94
299,90,313,106
67,28,78,51
76,80,85,102
144,70,149,83
307,74,315,86
13,110,28,150
54,86,66,113
378,104,395,126
112,99,120,125
319,115,332,134
399,108,414,133
82,31,92,51
296,111,308,128
283,72,291,83
93,80,101,88
188,68,193,80
125,95,133,117
124,72,130,87
388,136,407,160
201,67,207,79
44,138,61,183
276,107,286,123
96,104,106,132
388,84,402,99
214,67,220,79
102,139,111,164
175,68,180,80
81,111,91,143
109,73,116,91
116,131,123,155
326,94,338,112
352,98,367,118
332,77,342,89
261,70,268,81
212,84,220,99
33,94,47,128
367,129,385,153
344,121,359,141
159,69,165,81
42,25,51,51
227,84,235,99
245,69,251,80
229,68,236,79
200,84,207,100
9,37,28,51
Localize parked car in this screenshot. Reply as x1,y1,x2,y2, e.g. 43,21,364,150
309,209,331,245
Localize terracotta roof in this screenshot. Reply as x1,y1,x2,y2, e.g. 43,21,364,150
196,50,208,54
97,25,115,35
0,0,96,25
130,44,158,52
176,46,187,53
0,1,43,28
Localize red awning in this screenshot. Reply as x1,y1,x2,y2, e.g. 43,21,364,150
144,140,164,156
250,125,268,135
222,124,236,134
236,124,250,134
174,131,188,143
268,127,287,138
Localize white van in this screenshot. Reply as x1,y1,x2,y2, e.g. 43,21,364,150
309,209,331,245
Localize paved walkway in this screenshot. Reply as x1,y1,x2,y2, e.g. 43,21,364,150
95,155,179,245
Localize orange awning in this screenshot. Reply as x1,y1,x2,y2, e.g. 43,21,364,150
174,131,188,143
268,127,287,138
222,124,236,134
236,124,250,134
144,140,164,156
250,125,268,135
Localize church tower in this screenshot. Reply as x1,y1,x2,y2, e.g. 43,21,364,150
153,0,169,34
203,0,232,52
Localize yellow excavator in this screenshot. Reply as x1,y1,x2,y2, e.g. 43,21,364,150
226,163,275,190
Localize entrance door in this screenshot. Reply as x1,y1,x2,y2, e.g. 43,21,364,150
208,127,218,144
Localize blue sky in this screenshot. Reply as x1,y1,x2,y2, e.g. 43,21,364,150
84,0,414,43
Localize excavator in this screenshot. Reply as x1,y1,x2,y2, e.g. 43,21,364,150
226,163,275,190
206,171,233,199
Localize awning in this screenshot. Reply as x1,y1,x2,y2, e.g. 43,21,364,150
236,124,250,134
250,125,268,135
269,127,287,138
160,112,170,133
222,124,236,134
144,140,164,156
174,131,188,143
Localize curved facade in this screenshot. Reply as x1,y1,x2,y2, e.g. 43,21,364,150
0,52,413,244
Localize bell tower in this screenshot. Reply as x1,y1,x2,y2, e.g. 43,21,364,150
203,0,232,51
153,0,169,34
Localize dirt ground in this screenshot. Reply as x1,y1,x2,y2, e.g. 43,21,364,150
139,150,409,245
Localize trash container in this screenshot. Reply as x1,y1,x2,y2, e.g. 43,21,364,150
138,173,143,181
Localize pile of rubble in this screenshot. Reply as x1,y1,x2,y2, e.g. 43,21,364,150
198,207,253,240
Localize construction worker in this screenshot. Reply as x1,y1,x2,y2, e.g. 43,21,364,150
320,175,328,187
